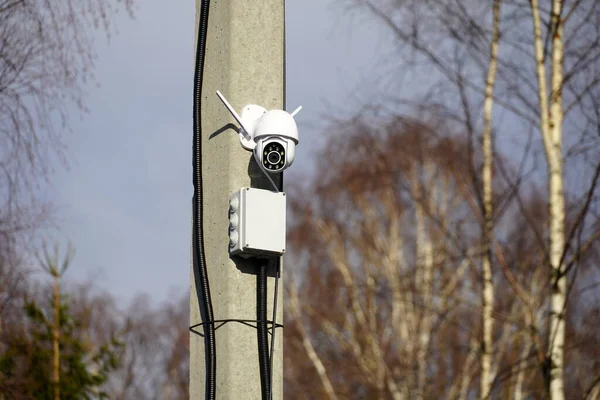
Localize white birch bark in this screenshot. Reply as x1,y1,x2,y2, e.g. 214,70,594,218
480,1,501,398
586,381,600,400
413,170,434,400
547,2,566,399
513,340,532,400
530,1,566,398
460,339,479,400
317,218,405,399
289,284,340,400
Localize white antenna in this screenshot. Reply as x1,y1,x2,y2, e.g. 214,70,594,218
290,106,303,117
216,90,253,141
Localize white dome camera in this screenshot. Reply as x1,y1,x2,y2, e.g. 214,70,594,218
216,91,301,175
253,110,298,172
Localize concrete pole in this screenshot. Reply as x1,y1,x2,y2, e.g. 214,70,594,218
190,1,285,399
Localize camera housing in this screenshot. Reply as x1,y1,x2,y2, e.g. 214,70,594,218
215,91,301,175
252,110,298,173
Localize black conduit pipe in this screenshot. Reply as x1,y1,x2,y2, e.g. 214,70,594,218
193,1,216,399
257,262,271,400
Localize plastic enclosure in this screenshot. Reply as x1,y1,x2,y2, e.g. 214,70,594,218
229,187,286,258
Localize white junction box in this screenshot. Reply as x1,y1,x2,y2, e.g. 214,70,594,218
229,187,286,257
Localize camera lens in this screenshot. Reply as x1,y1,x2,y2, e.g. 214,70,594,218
267,151,281,165
262,142,286,171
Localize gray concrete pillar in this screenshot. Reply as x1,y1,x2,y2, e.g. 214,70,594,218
190,1,285,398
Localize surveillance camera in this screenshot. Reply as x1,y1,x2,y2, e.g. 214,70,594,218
252,110,298,173
215,90,302,175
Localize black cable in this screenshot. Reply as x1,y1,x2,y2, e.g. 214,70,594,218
268,261,280,400
257,262,271,400
193,1,216,399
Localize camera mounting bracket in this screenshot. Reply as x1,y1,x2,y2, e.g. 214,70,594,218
238,105,266,151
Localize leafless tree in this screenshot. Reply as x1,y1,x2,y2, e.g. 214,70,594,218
0,0,135,274
285,118,485,399
0,2,135,386
331,0,600,398
479,1,501,397
105,292,189,400
284,109,600,398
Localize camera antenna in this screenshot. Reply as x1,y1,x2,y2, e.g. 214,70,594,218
290,106,302,117
216,90,254,142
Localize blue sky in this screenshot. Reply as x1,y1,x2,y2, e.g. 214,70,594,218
48,1,393,304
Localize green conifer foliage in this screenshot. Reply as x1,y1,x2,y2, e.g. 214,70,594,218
0,296,123,399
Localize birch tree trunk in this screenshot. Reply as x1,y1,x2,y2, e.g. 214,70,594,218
530,0,566,398
413,171,434,400
513,341,531,400
547,1,566,398
480,1,501,398
289,285,339,400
